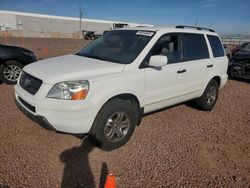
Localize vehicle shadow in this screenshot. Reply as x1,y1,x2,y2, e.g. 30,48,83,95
143,100,199,117
60,136,95,188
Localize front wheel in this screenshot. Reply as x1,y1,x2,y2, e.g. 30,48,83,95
195,79,219,111
0,60,23,84
90,98,137,151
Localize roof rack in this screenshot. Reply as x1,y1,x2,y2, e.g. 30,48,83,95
176,25,215,32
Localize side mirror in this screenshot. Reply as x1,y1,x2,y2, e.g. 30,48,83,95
149,55,168,67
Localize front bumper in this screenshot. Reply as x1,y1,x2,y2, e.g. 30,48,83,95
14,83,97,134
15,97,56,131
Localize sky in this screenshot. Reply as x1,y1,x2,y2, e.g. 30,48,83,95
0,0,250,35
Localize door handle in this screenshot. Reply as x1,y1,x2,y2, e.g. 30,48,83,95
207,64,213,68
177,69,186,74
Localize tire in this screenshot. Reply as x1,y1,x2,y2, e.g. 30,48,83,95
90,98,137,151
195,79,219,111
0,60,23,84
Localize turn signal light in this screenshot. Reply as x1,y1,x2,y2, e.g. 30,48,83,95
71,90,88,100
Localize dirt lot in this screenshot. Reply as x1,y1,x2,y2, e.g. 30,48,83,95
0,37,90,59
0,38,250,188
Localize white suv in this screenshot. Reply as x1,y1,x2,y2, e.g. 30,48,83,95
15,25,228,150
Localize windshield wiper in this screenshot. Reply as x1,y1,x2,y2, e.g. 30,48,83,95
75,53,124,64
76,53,107,61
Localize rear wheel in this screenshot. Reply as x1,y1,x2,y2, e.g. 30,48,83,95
0,61,23,84
195,79,219,111
90,98,137,151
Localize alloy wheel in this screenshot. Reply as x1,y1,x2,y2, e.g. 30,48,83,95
3,65,22,82
206,86,217,105
104,112,130,143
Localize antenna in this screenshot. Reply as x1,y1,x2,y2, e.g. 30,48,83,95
194,19,198,26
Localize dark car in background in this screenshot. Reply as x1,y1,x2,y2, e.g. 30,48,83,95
0,44,37,84
228,42,250,79
84,31,95,40
231,42,250,62
228,60,250,79
231,42,250,56
84,31,102,40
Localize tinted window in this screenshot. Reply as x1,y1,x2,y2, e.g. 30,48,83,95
146,33,182,64
182,33,209,61
207,35,224,57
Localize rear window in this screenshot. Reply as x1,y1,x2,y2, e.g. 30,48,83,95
182,33,209,61
207,35,224,57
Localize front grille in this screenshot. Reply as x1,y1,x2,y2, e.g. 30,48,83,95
19,72,42,95
18,96,36,113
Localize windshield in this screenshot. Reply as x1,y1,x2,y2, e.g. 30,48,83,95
76,30,155,64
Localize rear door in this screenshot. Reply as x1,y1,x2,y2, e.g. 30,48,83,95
207,35,228,76
180,33,211,94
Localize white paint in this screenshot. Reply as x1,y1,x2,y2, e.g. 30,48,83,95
15,27,228,134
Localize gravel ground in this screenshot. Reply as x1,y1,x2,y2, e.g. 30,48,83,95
0,79,249,188
0,38,250,187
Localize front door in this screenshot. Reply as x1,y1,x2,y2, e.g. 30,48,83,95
142,33,188,112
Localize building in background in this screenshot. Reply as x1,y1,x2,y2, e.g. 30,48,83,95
0,10,153,38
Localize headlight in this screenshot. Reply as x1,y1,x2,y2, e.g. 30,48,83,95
22,51,35,57
47,80,89,100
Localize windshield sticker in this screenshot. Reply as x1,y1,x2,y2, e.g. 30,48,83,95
136,31,154,37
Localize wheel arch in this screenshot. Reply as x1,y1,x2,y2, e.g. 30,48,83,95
92,92,143,129
108,93,141,108
107,93,143,125
0,58,24,66
211,75,221,87
201,74,222,95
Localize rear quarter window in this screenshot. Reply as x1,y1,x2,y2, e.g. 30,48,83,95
207,35,225,57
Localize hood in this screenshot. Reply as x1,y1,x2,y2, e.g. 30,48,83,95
0,44,32,52
23,54,125,84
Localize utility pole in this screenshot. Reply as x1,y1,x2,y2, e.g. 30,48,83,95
79,4,83,36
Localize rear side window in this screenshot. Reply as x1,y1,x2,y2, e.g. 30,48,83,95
182,33,209,61
207,35,224,57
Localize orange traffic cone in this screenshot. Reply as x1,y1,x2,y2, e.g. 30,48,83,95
44,47,49,54
104,173,116,188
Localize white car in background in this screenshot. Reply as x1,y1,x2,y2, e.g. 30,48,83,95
15,25,228,150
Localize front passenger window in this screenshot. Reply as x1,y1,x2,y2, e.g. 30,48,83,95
149,34,181,64
152,34,181,64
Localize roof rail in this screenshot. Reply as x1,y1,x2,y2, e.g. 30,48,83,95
176,25,215,32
